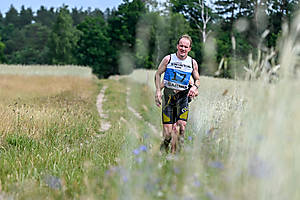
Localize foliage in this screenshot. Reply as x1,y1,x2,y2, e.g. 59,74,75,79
48,6,79,65
76,16,112,78
34,6,57,27
0,0,298,78
107,0,147,74
9,23,50,64
0,35,5,63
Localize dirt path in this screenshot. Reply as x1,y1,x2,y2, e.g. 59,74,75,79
96,81,159,135
126,87,159,135
96,85,111,132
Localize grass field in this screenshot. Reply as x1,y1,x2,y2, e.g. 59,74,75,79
0,12,299,200
1,65,298,199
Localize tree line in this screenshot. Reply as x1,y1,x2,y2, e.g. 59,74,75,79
0,0,298,78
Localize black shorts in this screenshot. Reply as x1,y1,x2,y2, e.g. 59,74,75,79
162,87,189,124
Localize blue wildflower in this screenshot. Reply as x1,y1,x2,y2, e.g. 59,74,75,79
249,156,271,178
173,167,180,174
143,133,149,139
44,175,62,190
188,136,193,141
135,157,143,163
139,145,147,152
122,175,128,183
194,179,201,187
209,161,224,170
133,148,140,155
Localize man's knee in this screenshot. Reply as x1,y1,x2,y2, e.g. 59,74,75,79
163,124,172,138
178,120,186,130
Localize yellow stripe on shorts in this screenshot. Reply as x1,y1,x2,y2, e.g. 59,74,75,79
163,112,171,122
180,111,188,120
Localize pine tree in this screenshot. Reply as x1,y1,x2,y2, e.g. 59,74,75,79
48,6,78,64
76,16,111,78
19,6,33,28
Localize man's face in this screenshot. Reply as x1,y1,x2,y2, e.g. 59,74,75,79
177,38,191,59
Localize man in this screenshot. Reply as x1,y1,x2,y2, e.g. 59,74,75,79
154,34,200,153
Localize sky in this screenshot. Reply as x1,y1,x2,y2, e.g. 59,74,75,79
0,0,124,14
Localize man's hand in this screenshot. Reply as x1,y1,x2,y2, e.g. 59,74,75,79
188,85,198,98
155,90,162,107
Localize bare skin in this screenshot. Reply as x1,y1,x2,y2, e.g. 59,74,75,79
155,37,200,153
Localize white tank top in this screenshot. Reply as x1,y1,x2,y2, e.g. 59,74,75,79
163,53,193,91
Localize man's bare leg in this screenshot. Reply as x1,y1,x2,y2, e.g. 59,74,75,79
160,124,172,153
171,123,179,153
177,120,187,151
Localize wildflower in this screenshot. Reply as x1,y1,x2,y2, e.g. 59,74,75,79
193,179,201,187
249,156,271,178
139,145,147,152
135,157,143,163
133,148,140,155
122,175,128,183
173,167,180,174
44,175,62,190
105,166,119,176
143,133,149,139
188,136,193,141
208,161,224,170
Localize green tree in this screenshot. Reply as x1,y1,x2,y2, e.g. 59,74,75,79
135,11,191,69
71,7,88,26
106,0,147,74
0,12,3,25
19,6,33,28
76,16,111,78
3,28,23,60
266,0,299,47
4,5,19,26
0,35,5,63
48,6,78,64
9,23,50,64
35,6,57,27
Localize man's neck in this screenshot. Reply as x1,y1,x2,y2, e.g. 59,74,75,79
176,52,187,60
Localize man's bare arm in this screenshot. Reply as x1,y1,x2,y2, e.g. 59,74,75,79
192,59,200,88
154,55,170,107
188,59,200,98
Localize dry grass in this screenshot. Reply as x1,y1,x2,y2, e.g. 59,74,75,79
0,64,92,77
0,75,97,137
0,75,94,101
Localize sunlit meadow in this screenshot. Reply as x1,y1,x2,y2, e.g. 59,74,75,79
98,11,300,200
0,66,130,199
0,11,299,200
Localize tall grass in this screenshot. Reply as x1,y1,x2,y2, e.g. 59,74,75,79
0,74,129,199
0,64,92,77
0,10,299,200
99,11,300,200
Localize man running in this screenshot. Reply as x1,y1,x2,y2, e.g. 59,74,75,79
154,34,200,153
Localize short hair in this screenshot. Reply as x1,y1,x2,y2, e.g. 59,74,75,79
177,34,192,47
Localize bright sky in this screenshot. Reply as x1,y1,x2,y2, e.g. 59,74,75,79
0,0,124,14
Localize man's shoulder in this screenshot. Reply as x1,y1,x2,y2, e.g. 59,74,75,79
162,54,172,63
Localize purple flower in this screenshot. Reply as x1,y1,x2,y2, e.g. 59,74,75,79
173,167,180,174
249,157,272,178
139,145,147,152
122,175,128,183
143,133,149,139
209,161,224,170
44,175,62,190
188,136,193,141
133,148,140,155
194,180,201,187
135,157,143,163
